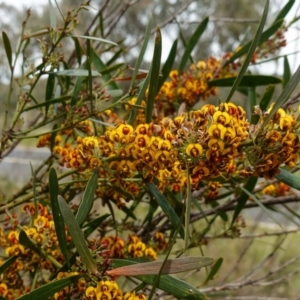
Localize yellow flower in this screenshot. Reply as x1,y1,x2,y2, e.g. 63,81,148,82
33,215,48,229
0,283,8,297
186,143,203,157
145,247,157,260
85,286,97,300
208,123,226,140
213,111,231,125
208,138,225,152
82,136,99,149
279,115,295,131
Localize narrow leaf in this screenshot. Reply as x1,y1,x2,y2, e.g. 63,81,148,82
91,48,118,90
276,168,300,191
50,124,58,153
157,39,178,92
231,177,258,225
259,84,275,111
49,168,70,266
71,35,118,46
127,75,150,125
16,275,83,300
72,37,82,65
185,168,192,251
283,55,291,88
83,214,110,237
146,27,162,123
2,31,12,68
273,0,295,23
0,256,17,274
179,17,209,73
204,257,223,284
208,75,281,87
58,195,98,275
76,170,98,226
129,17,153,91
107,256,214,276
256,62,300,137
110,259,210,300
30,162,38,218
45,74,55,114
239,183,282,227
23,95,70,112
226,0,269,102
145,181,184,239
249,87,258,124
49,70,101,76
19,230,39,253
48,0,57,29
71,77,83,107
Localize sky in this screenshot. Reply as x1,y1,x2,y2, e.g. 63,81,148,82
1,0,300,74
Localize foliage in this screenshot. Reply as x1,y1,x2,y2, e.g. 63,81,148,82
1,0,300,299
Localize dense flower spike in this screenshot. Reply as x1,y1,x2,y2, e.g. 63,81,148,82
43,102,300,208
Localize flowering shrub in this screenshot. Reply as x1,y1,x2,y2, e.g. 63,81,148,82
1,0,300,299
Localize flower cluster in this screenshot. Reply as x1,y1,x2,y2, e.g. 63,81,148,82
156,56,238,116
91,233,167,260
244,105,300,179
49,102,300,207
85,280,147,300
0,203,164,299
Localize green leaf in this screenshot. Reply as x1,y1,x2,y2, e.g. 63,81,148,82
70,35,118,46
2,31,12,68
58,195,98,275
91,48,118,90
127,75,150,125
259,84,275,111
185,168,192,251
231,177,258,225
23,95,70,112
157,39,177,92
146,27,162,123
71,76,83,107
19,230,39,253
204,257,223,284
83,214,110,237
76,170,98,226
226,0,269,102
256,62,300,137
30,162,38,218
276,168,300,191
48,0,57,29
49,168,70,267
273,0,295,23
225,19,283,64
249,87,258,124
0,255,17,274
283,56,291,88
121,205,137,220
145,181,184,239
72,37,82,65
16,275,83,300
179,17,209,73
239,183,282,227
98,63,124,76
111,258,211,300
129,17,153,91
208,75,281,87
49,69,102,76
45,74,55,114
